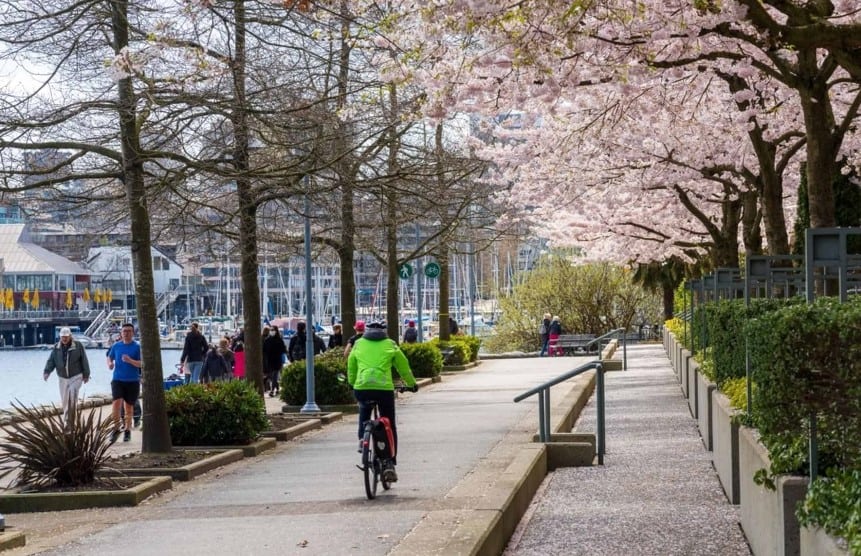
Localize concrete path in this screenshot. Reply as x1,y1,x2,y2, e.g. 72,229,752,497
504,343,751,556
10,355,584,556
4,345,751,555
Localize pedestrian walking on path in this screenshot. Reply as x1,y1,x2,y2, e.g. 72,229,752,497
42,326,90,425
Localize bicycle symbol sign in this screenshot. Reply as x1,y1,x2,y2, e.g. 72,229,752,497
398,263,414,280
424,262,441,279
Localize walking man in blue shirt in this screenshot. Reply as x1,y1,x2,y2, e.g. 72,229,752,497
106,323,142,443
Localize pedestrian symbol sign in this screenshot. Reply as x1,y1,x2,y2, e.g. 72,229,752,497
424,262,441,278
398,263,414,280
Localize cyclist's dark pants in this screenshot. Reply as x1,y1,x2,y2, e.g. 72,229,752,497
355,389,397,464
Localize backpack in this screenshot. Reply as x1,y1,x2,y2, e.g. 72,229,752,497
372,417,396,459
403,327,418,343
290,337,306,362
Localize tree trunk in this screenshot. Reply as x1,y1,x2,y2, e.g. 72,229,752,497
434,124,451,340
231,0,264,395
385,195,400,339
741,189,763,256
760,172,790,255
339,184,356,336
662,283,675,321
712,197,741,268
799,51,837,229
336,1,357,338
111,0,171,453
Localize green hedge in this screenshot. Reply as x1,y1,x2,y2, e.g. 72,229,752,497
797,468,861,554
166,380,268,446
703,298,800,388
400,342,442,378
280,350,354,406
747,297,861,479
428,338,468,366
424,335,480,366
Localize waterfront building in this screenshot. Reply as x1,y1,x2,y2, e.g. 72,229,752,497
86,245,183,317
0,223,94,346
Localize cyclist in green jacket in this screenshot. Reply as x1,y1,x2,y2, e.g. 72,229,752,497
347,321,418,482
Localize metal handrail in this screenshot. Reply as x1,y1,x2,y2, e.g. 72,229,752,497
585,327,628,371
514,360,606,464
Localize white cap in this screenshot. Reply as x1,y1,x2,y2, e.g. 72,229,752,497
59,327,72,337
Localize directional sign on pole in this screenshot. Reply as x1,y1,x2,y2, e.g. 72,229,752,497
424,261,441,279
398,263,414,280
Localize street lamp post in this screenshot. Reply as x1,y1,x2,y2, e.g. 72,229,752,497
301,175,320,413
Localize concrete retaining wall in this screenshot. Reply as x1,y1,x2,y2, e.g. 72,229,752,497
739,426,807,556
800,526,849,555
685,354,698,419
696,370,716,451
712,390,740,505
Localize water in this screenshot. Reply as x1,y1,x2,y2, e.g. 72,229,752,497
0,348,183,410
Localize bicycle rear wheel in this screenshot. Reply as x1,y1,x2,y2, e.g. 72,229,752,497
362,430,378,499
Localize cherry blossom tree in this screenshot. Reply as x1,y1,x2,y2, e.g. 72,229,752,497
382,1,861,265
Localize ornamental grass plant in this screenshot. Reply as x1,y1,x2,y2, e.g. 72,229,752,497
0,402,115,489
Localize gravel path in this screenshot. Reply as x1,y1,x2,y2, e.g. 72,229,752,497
505,343,752,556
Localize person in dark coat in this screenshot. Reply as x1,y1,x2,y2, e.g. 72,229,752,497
201,343,229,383
328,323,343,350
180,322,208,384
403,320,418,343
539,313,552,356
287,321,326,364
262,325,287,397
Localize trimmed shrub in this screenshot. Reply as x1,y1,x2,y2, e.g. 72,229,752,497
456,335,481,362
166,380,268,446
664,317,684,347
428,338,469,366
280,349,354,406
721,376,748,412
797,468,861,555
747,297,861,479
698,297,801,388
401,342,442,378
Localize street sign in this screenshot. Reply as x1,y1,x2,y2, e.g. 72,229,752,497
424,261,441,278
398,263,414,280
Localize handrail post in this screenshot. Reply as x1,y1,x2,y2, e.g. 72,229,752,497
597,362,605,465
537,393,547,442
622,329,627,371
542,389,551,441
809,413,818,481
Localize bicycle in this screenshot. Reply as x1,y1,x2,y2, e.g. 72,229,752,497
356,384,411,500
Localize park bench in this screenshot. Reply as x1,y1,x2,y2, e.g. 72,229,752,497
552,334,598,356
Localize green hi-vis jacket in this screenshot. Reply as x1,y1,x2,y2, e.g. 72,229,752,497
347,328,417,391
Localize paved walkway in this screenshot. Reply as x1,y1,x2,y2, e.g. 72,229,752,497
505,344,751,555
5,344,750,555
7,355,580,555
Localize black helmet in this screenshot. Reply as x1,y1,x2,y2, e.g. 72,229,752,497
367,320,386,329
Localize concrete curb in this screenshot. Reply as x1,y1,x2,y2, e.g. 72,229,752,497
0,476,172,513
392,373,596,555
103,449,244,481
261,418,322,441
391,445,548,556
175,438,276,458
0,530,26,551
